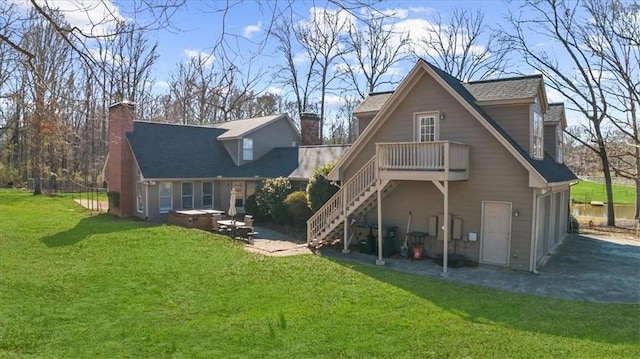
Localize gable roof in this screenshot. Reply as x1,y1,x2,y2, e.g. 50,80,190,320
212,114,299,140
544,103,567,128
288,145,350,180
127,121,346,180
352,75,547,115
354,91,394,115
463,75,543,102
330,59,576,185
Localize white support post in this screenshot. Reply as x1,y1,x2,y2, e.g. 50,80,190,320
342,189,350,253
442,180,449,276
376,179,385,266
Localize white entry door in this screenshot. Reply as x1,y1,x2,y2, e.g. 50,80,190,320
481,201,512,265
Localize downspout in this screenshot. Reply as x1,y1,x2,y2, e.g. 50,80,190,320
145,183,149,220
529,188,539,274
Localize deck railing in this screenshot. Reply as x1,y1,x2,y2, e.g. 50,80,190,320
307,157,377,243
376,141,469,172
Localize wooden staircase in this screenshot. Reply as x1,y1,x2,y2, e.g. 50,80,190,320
307,156,398,246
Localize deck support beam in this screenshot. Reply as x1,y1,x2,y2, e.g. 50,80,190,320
376,179,385,266
432,180,449,275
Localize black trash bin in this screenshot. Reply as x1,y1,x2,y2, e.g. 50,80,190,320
370,225,398,257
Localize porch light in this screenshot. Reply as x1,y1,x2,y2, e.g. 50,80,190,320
513,209,520,217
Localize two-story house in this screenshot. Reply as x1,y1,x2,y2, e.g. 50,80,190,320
307,59,576,273
106,103,348,222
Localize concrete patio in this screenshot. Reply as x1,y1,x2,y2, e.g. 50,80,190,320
320,233,640,304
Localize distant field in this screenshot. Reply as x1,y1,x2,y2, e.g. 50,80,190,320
572,181,636,205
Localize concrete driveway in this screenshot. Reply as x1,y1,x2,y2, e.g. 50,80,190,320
322,233,640,304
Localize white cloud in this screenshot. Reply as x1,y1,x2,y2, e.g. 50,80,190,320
243,21,263,39
304,6,354,36
184,49,215,66
88,47,124,65
409,6,436,14
293,52,309,65
379,8,409,20
545,86,565,103
30,0,125,38
266,86,282,95
324,94,344,107
155,81,170,89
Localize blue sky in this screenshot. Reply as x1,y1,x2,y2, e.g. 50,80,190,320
27,0,573,122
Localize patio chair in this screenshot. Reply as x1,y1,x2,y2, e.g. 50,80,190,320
211,217,230,235
244,215,254,227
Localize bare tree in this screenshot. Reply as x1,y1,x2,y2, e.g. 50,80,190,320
338,10,411,99
503,0,618,225
0,0,183,83
416,8,510,81
581,0,639,219
295,7,351,141
20,8,75,194
271,18,317,124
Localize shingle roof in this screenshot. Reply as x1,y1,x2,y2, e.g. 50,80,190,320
127,121,346,180
288,145,350,180
353,92,393,114
212,114,292,140
424,61,576,184
544,103,564,123
354,75,544,114
463,75,542,102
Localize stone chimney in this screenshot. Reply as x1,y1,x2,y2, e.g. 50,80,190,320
300,112,321,146
106,101,135,217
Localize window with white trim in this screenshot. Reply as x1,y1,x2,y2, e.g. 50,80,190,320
202,182,213,208
556,125,563,163
181,182,193,209
532,110,544,159
136,183,144,213
415,113,438,142
243,138,253,160
159,182,172,213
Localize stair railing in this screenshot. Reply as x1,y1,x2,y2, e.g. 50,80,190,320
307,157,377,243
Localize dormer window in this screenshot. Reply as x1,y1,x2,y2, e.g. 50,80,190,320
532,107,544,160
556,125,563,163
243,138,253,160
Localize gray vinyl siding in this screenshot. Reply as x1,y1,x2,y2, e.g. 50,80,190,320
342,71,534,270
544,123,557,159
357,115,374,138
222,119,298,166
482,105,531,155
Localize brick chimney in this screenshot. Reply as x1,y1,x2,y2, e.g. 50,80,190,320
106,101,135,217
300,112,321,146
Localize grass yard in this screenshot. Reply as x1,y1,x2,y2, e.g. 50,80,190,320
1,189,639,358
572,180,636,205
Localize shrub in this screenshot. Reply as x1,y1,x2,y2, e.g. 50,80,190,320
285,191,312,225
568,214,580,233
254,177,292,221
245,194,267,221
307,162,338,212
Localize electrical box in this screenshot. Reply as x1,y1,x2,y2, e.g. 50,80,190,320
452,218,463,240
428,216,438,237
468,232,477,242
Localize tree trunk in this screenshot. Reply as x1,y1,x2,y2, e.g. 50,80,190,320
600,151,616,226
635,179,640,221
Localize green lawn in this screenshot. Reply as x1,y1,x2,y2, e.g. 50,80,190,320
1,189,638,358
572,180,636,205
